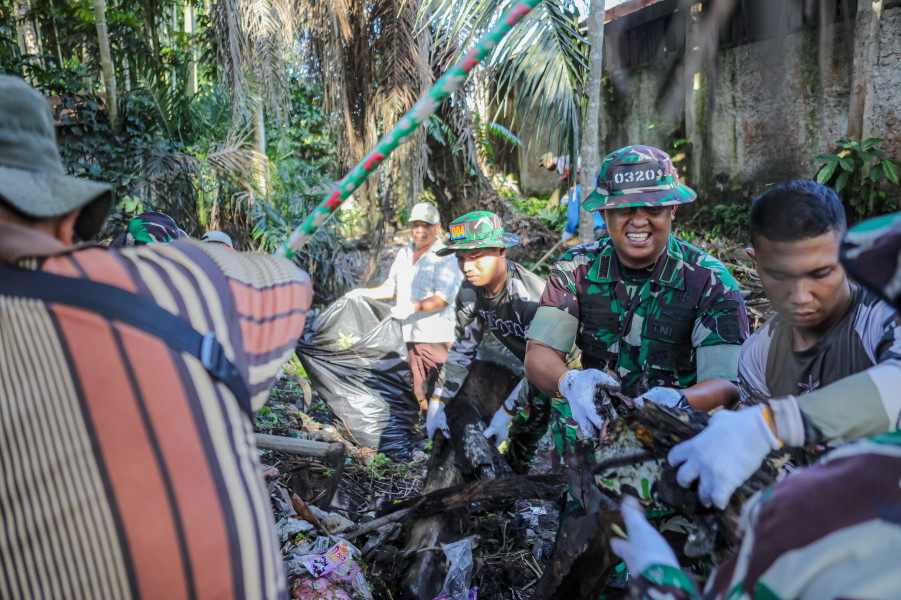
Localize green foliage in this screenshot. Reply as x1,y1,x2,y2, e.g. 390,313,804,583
472,112,522,169
492,173,565,231
251,79,356,300
254,405,283,428
364,452,393,481
688,202,750,243
283,354,309,380
816,138,901,219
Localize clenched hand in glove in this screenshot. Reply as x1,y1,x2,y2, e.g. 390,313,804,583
426,399,451,440
558,369,620,437
668,405,781,509
483,408,514,446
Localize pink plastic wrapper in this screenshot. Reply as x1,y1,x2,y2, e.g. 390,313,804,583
304,541,351,578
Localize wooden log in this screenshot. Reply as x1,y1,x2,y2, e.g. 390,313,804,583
400,359,519,599
255,434,346,507
255,433,335,457
403,393,514,599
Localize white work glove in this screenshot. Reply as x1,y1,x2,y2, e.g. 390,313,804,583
668,405,781,509
636,386,689,410
561,230,574,242
483,408,514,446
426,399,450,440
610,496,680,575
390,301,416,320
558,369,621,438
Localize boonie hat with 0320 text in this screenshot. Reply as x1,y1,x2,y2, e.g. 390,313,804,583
0,74,112,239
582,145,696,212
435,211,519,256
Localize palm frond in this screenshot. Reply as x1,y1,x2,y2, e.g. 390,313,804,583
209,0,294,120
421,0,588,157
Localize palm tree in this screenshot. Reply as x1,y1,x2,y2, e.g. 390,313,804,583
422,0,589,160
91,0,118,130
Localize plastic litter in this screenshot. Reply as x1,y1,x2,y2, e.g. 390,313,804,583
304,541,352,578
295,295,420,458
433,538,477,600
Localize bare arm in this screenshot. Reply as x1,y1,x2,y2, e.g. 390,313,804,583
414,294,449,313
524,340,569,398
683,377,739,411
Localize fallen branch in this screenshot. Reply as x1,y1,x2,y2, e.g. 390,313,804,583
341,473,566,540
384,472,565,516
255,433,335,458
343,508,413,540
530,240,565,272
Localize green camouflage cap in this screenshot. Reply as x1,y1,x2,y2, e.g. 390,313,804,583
840,210,901,311
582,145,696,211
435,210,520,256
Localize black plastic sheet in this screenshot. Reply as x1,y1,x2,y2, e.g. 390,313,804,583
295,295,420,458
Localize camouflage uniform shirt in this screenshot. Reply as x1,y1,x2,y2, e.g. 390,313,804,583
528,235,749,396
432,260,548,408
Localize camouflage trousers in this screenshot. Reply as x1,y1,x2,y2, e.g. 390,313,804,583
504,391,552,474
550,396,597,516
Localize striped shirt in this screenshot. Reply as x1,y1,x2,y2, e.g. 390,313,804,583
0,224,311,600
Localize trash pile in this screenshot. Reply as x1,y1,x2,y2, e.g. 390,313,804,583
256,380,560,600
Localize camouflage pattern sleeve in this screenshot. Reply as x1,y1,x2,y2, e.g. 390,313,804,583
690,264,749,382
737,322,774,405
431,284,485,403
525,264,580,353
629,565,699,600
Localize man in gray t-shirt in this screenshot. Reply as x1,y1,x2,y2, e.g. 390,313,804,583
737,181,901,447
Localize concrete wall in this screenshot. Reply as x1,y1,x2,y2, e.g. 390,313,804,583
693,20,856,202
865,5,901,161
517,0,901,211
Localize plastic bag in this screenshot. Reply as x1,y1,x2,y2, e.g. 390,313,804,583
294,295,420,458
434,538,476,600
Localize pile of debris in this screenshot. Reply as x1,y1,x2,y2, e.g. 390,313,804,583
257,379,565,600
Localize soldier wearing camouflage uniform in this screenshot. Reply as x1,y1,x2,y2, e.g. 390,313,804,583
425,211,577,473
610,211,901,600
523,145,749,512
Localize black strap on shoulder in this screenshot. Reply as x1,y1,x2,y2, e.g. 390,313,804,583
0,262,252,418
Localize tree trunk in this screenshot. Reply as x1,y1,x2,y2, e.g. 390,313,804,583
47,0,64,69
402,360,518,599
15,0,42,82
252,100,268,195
847,0,883,140
143,6,161,62
578,0,606,243
184,1,198,97
91,0,118,131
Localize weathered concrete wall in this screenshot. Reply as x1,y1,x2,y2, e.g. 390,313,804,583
517,1,901,210
698,20,856,202
866,5,901,161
